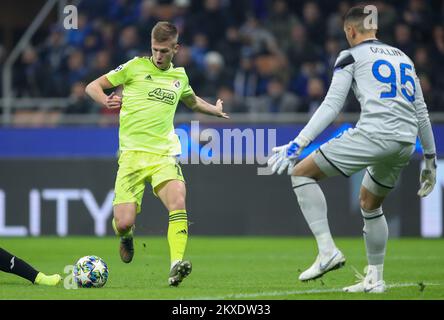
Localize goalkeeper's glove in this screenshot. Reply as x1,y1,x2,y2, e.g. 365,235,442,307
268,135,310,175
418,155,437,197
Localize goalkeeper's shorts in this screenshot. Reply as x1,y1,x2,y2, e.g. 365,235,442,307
113,150,184,213
312,128,415,196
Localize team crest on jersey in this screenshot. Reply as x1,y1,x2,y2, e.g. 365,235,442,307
173,80,181,89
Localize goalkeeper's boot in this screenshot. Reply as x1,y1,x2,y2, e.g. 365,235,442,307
299,248,346,281
343,266,386,293
168,260,192,287
34,272,62,286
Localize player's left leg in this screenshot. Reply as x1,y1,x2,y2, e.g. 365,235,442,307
343,183,387,293
343,142,415,293
155,179,192,286
0,247,61,286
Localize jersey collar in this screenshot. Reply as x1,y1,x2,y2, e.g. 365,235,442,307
359,38,382,45
148,56,173,71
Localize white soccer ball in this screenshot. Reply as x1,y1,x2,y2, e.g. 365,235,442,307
73,255,109,288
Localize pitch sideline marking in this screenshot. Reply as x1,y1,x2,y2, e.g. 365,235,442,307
191,282,441,300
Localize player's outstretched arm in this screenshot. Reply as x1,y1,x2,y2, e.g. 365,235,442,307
85,75,122,109
181,94,230,119
268,52,354,175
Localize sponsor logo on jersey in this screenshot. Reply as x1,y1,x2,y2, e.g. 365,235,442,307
147,88,177,105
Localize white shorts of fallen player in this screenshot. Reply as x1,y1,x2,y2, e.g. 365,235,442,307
312,128,415,197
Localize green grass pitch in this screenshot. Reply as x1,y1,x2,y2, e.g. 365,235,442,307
0,237,443,300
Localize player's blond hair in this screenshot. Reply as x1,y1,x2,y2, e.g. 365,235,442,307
151,21,179,43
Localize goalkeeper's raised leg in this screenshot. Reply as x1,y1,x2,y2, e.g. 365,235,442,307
268,136,346,281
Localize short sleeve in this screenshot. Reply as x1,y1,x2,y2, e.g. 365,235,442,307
180,72,195,98
105,60,131,86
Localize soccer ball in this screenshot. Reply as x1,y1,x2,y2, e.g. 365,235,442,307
73,255,109,288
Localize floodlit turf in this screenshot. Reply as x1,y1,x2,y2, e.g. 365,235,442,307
0,237,443,300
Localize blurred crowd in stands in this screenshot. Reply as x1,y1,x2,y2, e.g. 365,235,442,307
2,0,444,120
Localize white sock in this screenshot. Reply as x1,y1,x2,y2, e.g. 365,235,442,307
361,207,388,266
292,176,336,257
366,264,384,282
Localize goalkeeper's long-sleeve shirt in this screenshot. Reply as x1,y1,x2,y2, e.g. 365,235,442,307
299,39,436,156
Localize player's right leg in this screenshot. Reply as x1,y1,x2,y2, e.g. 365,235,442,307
113,203,137,263
112,151,148,263
291,155,346,281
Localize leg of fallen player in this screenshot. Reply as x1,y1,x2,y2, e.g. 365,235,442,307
290,154,346,281
0,247,61,286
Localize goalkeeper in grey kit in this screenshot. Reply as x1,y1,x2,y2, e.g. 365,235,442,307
268,6,436,293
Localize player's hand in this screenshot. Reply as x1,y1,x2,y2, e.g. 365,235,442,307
215,99,229,119
267,135,310,175
268,141,302,175
418,156,437,197
104,92,122,109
